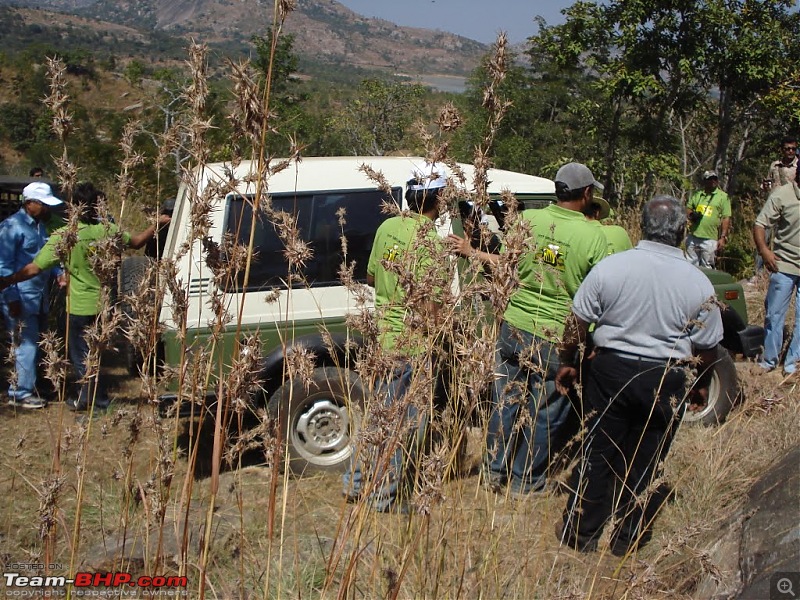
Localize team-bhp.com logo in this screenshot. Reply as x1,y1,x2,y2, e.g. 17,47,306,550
4,571,188,596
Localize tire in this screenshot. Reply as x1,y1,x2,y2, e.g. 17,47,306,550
268,366,365,476
683,346,742,426
119,255,154,375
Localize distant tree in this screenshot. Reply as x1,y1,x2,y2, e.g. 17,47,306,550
124,59,145,87
250,28,314,155
0,104,36,151
528,0,800,198
328,78,425,156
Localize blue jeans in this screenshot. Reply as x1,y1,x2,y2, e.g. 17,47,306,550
760,271,800,374
342,361,427,511
2,304,46,400
485,322,574,493
69,314,109,409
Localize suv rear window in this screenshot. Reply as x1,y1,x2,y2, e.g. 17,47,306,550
224,188,401,290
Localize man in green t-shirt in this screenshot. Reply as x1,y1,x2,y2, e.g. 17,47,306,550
343,162,450,513
0,182,169,413
450,162,608,497
686,170,731,268
587,199,633,255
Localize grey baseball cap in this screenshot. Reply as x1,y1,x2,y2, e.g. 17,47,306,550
555,162,604,192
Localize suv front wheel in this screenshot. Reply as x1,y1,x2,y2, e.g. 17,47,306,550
268,366,365,475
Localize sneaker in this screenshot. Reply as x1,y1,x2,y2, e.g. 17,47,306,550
8,396,47,409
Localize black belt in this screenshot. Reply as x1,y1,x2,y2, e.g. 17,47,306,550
596,347,672,365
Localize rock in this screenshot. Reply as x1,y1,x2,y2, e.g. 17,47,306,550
694,446,800,599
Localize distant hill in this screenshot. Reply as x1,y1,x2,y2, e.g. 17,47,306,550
0,0,488,77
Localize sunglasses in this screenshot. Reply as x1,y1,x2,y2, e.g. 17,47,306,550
783,146,797,151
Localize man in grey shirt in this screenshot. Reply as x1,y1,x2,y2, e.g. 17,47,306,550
554,195,723,556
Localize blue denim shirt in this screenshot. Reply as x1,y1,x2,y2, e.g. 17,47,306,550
0,207,54,313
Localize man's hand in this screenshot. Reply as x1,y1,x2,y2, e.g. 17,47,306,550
688,386,709,412
555,365,578,395
717,237,727,250
7,300,22,319
158,214,172,227
0,276,10,292
447,233,473,258
57,273,67,288
760,248,779,273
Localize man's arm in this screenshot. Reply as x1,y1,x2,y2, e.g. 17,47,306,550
128,214,171,250
753,224,778,272
717,216,731,249
447,233,499,267
555,311,590,395
0,223,22,306
0,263,44,292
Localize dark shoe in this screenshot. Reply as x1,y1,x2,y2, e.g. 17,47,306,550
375,500,412,515
480,468,506,493
610,536,639,557
65,397,87,412
343,491,361,504
555,520,598,553
8,396,47,409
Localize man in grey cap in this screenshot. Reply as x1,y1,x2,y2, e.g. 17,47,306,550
0,182,63,408
451,162,607,497
685,170,731,268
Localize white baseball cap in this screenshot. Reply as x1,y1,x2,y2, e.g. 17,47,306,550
22,182,63,206
408,162,448,191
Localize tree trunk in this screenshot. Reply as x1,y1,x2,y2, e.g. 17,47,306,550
715,87,734,186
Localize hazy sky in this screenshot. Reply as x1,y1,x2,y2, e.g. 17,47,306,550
337,0,573,44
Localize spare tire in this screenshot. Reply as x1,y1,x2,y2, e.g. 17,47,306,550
683,345,742,426
268,366,365,476
119,255,154,375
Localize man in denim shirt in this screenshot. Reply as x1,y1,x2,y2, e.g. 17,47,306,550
0,182,63,408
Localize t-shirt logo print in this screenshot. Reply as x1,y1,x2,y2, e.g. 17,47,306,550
696,204,715,217
383,243,401,263
537,243,565,269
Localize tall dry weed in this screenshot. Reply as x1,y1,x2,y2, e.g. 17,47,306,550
3,12,796,600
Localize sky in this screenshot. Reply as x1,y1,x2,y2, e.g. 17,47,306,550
337,0,573,45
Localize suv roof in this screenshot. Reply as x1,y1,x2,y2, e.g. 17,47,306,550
188,157,556,198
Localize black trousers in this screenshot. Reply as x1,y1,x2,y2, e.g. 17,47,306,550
560,351,686,554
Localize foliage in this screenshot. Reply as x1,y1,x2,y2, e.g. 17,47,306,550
327,78,426,156
525,0,800,201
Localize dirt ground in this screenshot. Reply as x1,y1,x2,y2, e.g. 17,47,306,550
0,279,797,598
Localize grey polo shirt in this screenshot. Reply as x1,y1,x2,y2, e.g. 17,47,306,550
572,240,723,361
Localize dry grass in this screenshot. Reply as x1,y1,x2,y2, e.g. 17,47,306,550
1,16,798,600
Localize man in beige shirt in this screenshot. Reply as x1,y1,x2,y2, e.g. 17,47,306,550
754,167,800,376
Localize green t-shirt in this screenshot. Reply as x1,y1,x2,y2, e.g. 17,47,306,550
367,213,445,354
688,187,731,240
33,222,131,316
503,205,607,341
601,223,633,255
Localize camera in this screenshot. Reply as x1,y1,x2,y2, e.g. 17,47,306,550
688,211,703,224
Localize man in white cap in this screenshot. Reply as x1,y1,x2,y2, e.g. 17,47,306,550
343,161,452,513
685,170,731,268
0,182,63,408
450,162,608,497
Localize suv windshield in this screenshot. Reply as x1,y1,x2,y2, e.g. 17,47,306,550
224,188,401,290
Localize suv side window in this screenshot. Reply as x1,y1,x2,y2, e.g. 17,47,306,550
224,188,401,290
